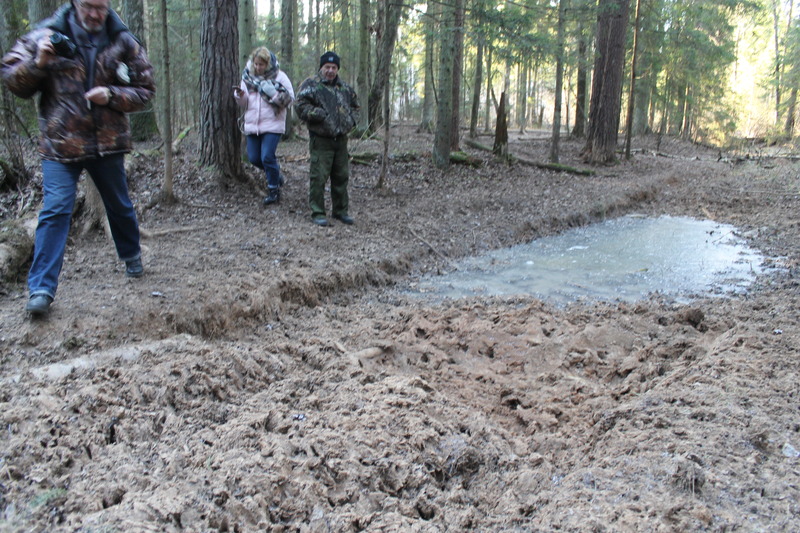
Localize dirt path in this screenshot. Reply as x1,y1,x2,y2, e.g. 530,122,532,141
1,130,799,531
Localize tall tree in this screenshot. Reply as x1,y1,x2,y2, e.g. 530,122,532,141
356,0,370,131
0,0,29,189
157,0,175,204
239,0,255,69
449,0,464,151
582,0,630,164
571,17,589,137
419,0,436,133
280,0,297,137
123,0,159,141
199,0,243,183
624,0,642,159
469,38,483,138
550,0,567,163
368,0,402,132
433,0,457,168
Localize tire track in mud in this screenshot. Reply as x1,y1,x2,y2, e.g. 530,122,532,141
134,179,664,342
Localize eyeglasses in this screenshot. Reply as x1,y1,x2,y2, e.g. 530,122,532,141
77,1,109,14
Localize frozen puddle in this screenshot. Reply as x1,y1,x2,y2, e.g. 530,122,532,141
411,215,769,304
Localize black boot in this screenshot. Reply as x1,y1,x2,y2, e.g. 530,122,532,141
263,188,280,206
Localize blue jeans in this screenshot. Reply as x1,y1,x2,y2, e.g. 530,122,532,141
29,154,141,299
246,133,282,189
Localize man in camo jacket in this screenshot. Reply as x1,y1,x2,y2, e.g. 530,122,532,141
295,51,360,227
1,0,155,317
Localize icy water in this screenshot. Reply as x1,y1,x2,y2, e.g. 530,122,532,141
411,215,768,305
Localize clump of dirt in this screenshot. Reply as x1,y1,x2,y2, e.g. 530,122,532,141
1,128,799,531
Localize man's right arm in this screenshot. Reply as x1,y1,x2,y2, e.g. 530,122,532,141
294,79,327,123
1,31,50,99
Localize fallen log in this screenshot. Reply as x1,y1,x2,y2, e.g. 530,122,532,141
464,138,594,175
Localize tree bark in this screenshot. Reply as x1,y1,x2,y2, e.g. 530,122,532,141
280,0,297,138
550,0,566,163
199,0,243,184
0,0,29,190
123,0,159,141
238,0,254,70
449,0,464,151
582,0,631,165
419,0,436,133
27,0,59,25
368,0,402,132
356,0,370,131
433,0,456,169
157,0,175,204
469,38,483,138
572,19,588,138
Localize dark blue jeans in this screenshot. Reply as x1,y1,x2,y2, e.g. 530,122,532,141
29,154,141,299
246,132,282,189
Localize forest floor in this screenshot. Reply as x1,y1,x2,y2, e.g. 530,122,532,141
1,125,799,532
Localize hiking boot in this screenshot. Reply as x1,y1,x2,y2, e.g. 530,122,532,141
334,214,354,225
125,258,144,278
263,188,280,206
26,294,53,317
312,216,329,227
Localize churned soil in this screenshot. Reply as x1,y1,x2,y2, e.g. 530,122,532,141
1,126,799,532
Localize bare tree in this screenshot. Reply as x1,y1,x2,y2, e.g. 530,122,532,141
199,0,243,183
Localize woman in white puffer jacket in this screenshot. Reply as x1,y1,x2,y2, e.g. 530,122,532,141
234,47,294,206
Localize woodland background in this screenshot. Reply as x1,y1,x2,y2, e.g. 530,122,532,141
1,0,799,194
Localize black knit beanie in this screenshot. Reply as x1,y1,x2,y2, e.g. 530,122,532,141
320,51,340,69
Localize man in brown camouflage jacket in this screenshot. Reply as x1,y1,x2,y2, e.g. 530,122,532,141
1,0,155,317
295,51,360,227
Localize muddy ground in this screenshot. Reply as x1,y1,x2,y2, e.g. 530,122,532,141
1,126,799,532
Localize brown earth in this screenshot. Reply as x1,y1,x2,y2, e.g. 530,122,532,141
1,126,799,532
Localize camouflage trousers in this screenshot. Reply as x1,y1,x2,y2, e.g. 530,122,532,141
308,135,350,219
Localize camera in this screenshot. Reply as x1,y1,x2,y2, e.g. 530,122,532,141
50,32,76,58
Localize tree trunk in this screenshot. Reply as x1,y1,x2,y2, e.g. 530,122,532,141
484,46,492,133
280,0,297,138
157,0,175,204
449,0,464,151
238,0,254,70
199,0,243,184
624,0,641,159
356,0,370,131
582,0,631,165
550,0,566,163
27,0,59,25
433,0,456,169
572,20,588,138
0,0,29,190
368,0,402,133
469,38,483,138
517,58,528,133
122,0,159,141
493,92,508,159
419,0,436,133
